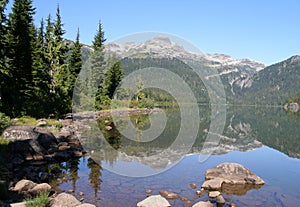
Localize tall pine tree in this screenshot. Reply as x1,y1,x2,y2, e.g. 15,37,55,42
6,0,36,116
103,61,123,99
68,28,82,97
89,21,107,109
30,19,51,117
0,0,9,113
92,20,106,51
44,6,70,116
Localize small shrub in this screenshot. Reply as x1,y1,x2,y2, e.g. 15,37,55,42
25,192,49,207
0,113,11,135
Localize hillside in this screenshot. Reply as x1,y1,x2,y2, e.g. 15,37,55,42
80,37,300,106
234,55,300,105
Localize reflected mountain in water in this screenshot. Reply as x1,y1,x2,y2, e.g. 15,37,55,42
77,106,300,172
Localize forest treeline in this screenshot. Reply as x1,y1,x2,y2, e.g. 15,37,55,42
0,0,123,118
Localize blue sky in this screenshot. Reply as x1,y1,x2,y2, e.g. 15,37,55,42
6,0,300,65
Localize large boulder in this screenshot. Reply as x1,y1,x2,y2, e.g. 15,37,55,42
137,195,171,207
3,126,59,163
49,193,81,207
10,179,51,196
28,183,51,195
4,125,58,149
202,162,264,192
9,179,36,193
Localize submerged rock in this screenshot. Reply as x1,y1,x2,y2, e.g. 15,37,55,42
137,195,171,207
159,190,180,199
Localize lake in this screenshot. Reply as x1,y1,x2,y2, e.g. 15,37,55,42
51,106,300,207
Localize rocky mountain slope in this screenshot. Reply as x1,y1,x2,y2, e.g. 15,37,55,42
80,36,299,105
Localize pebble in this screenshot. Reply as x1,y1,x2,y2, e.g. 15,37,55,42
67,189,74,194
230,204,237,207
181,197,189,201
208,191,221,198
196,190,203,197
145,189,153,194
79,198,84,202
185,200,193,205
78,191,84,196
189,183,197,189
105,126,112,130
159,190,180,199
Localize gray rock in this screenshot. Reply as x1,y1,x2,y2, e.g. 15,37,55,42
50,193,81,207
10,179,36,192
28,183,51,195
208,191,221,198
3,125,37,141
137,195,171,207
203,162,264,191
217,195,226,204
202,178,225,190
159,190,180,199
192,201,213,207
36,121,47,127
4,125,58,149
10,202,26,207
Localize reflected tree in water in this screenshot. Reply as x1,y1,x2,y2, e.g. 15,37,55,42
66,158,80,192
87,157,102,202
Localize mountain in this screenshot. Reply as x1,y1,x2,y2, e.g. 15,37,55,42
80,36,299,105
104,36,265,71
234,55,300,105
103,36,267,102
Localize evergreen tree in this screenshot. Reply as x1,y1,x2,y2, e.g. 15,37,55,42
0,0,9,113
89,20,107,109
68,28,82,97
103,61,123,99
6,0,36,116
44,6,70,116
30,19,51,117
92,20,106,51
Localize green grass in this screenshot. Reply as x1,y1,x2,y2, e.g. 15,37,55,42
0,136,11,145
13,116,62,132
14,116,38,126
25,192,49,207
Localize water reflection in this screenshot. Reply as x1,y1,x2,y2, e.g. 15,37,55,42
48,106,300,206
79,106,300,175
87,158,102,202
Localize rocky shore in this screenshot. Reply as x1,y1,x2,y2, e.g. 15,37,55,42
0,108,164,205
